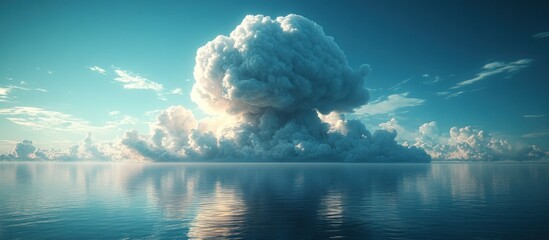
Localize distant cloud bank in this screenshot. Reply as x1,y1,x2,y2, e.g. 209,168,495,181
379,119,548,161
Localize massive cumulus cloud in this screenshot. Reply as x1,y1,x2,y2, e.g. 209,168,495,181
118,14,430,162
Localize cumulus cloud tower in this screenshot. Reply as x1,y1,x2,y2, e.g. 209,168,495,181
191,14,370,116
117,14,430,162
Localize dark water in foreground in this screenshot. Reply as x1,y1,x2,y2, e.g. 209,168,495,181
0,162,548,239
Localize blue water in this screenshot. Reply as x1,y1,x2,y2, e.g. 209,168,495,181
0,162,548,239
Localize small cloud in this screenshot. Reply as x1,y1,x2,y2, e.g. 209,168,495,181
112,67,163,92
0,87,10,102
355,92,425,116
89,66,106,75
170,88,184,95
20,81,28,85
422,73,430,77
47,70,53,75
423,75,442,85
532,32,549,39
436,90,463,99
388,78,412,91
523,114,545,118
452,59,532,89
522,131,549,138
109,110,121,116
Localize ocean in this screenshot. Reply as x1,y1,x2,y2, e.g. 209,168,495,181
1,162,547,239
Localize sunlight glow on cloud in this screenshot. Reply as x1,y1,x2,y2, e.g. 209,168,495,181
355,93,425,116
116,14,430,162
452,59,532,89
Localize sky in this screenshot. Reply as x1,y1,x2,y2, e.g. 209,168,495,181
0,0,548,161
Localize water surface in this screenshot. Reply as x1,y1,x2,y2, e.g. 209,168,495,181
0,162,548,239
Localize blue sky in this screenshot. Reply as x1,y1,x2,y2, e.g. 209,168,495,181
1,0,548,160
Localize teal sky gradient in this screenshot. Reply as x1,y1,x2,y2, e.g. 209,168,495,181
1,0,548,156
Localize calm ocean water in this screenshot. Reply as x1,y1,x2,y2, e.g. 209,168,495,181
0,162,547,239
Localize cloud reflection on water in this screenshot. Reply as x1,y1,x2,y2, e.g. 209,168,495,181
1,162,547,239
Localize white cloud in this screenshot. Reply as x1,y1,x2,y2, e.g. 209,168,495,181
452,59,532,89
109,110,120,116
378,117,416,141
532,32,549,39
355,92,425,116
170,88,184,95
89,66,106,74
0,85,47,103
385,119,548,161
0,87,10,102
113,68,163,91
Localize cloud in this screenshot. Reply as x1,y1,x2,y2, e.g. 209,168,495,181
89,66,106,74
109,110,120,116
452,59,532,89
0,134,126,161
0,106,142,134
0,87,9,102
436,90,464,99
409,122,547,161
119,14,430,163
355,92,425,116
170,88,184,95
522,131,549,138
91,66,181,100
378,117,419,142
523,114,545,118
532,32,549,39
0,85,47,102
0,106,93,131
113,68,163,91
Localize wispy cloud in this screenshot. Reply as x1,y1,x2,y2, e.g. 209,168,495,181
523,114,545,118
170,88,184,95
0,85,48,103
452,59,532,89
0,87,10,102
113,68,163,92
0,107,93,131
532,32,549,39
436,90,464,99
0,106,144,133
89,66,106,74
522,131,549,138
89,65,184,100
388,78,412,91
355,92,425,116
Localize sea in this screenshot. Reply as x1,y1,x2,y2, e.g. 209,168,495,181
0,162,547,239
